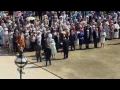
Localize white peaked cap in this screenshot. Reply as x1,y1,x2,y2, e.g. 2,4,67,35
4,28,8,31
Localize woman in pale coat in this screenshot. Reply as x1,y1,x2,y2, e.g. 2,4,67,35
49,38,57,59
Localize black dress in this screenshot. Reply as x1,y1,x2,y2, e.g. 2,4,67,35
63,38,69,59
69,33,76,50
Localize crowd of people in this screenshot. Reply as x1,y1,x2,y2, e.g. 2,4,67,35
0,11,120,66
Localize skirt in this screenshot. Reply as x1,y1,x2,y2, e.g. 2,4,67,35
50,44,57,55
114,31,119,39
100,37,105,43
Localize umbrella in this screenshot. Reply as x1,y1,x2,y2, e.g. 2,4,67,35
26,16,35,21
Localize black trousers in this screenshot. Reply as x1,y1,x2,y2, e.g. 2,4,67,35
45,58,51,66
85,39,89,49
94,41,98,48
36,56,42,62
93,39,98,48
63,50,69,59
79,39,83,49
70,42,75,50
36,52,42,62
31,42,36,51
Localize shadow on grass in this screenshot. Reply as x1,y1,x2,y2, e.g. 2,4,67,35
27,55,35,57
107,43,120,45
52,58,63,61
75,47,96,51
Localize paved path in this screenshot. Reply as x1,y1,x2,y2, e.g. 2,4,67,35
0,48,59,79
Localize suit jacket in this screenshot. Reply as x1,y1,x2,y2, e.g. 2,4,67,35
93,30,100,42
69,33,76,42
84,27,91,40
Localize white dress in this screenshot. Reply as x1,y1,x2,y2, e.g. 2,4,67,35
114,31,119,39
100,31,106,43
50,39,57,56
114,24,120,39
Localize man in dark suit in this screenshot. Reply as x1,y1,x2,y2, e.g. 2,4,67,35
35,44,42,62
53,32,59,52
93,27,100,48
62,35,69,59
84,26,91,49
44,45,52,66
69,30,76,51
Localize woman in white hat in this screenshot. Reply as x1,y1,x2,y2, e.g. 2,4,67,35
49,37,57,59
